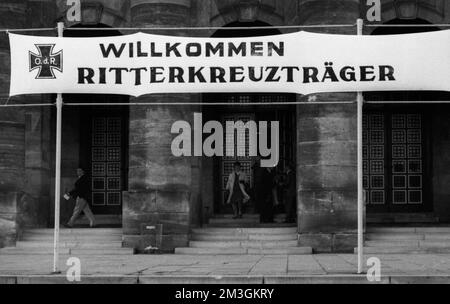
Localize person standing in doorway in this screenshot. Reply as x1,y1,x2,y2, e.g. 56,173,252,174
64,167,96,228
281,163,296,223
226,162,250,219
258,164,277,223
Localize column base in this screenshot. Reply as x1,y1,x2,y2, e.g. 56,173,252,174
122,234,189,253
298,233,357,253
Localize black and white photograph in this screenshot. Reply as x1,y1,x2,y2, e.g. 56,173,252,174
1,0,450,295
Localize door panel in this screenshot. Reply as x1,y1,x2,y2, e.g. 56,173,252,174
90,116,125,214
364,111,427,212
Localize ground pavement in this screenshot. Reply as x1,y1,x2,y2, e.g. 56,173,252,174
1,253,450,284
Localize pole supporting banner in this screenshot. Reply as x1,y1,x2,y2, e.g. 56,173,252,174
52,21,64,274
357,18,364,275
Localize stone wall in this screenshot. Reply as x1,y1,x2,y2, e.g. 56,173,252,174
23,0,55,230
295,0,359,253
0,0,56,247
0,1,36,247
122,0,195,252
297,101,357,252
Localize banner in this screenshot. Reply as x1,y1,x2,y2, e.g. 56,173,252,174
8,30,450,97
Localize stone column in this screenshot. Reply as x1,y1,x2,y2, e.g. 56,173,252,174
0,0,27,248
123,0,194,252
296,0,360,252
23,0,56,229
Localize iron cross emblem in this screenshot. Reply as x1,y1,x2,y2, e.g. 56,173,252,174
29,44,63,79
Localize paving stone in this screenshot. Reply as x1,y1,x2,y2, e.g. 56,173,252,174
0,276,16,284
138,275,264,284
264,275,390,284
1,253,450,283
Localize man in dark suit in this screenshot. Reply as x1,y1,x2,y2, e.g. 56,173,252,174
256,162,277,223
281,163,297,223
64,167,96,228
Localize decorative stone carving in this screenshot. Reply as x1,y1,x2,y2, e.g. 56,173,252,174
80,2,104,24
236,0,261,22
394,0,419,19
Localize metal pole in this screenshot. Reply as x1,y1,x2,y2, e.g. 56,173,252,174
52,21,64,274
356,18,364,274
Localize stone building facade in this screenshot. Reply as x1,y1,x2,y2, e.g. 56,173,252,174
0,0,450,253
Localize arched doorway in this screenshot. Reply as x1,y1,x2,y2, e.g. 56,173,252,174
363,19,450,220
202,21,297,221
61,25,129,220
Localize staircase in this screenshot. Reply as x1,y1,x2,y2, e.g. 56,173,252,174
175,221,312,255
0,228,133,256
356,226,450,254
205,214,290,228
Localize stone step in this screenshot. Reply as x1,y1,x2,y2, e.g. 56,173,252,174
355,246,450,254
191,227,297,235
20,229,123,242
367,213,439,224
20,235,122,243
206,214,289,227
22,228,123,236
211,214,286,219
175,247,312,255
367,232,450,241
189,240,298,248
365,240,450,248
70,248,134,255
211,214,260,219
366,227,417,233
191,235,247,241
204,222,293,228
414,227,450,233
0,247,71,255
191,233,297,242
15,241,123,249
175,247,247,255
365,240,419,247
0,247,133,255
208,218,259,225
0,228,132,256
366,227,450,234
246,247,312,255
422,234,450,240
74,214,122,226
366,233,423,241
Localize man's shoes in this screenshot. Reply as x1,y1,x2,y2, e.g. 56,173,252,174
90,224,98,228
63,223,73,228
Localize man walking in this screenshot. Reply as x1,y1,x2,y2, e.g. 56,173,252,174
64,167,96,228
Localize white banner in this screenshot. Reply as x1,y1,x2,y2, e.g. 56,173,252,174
8,30,450,97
